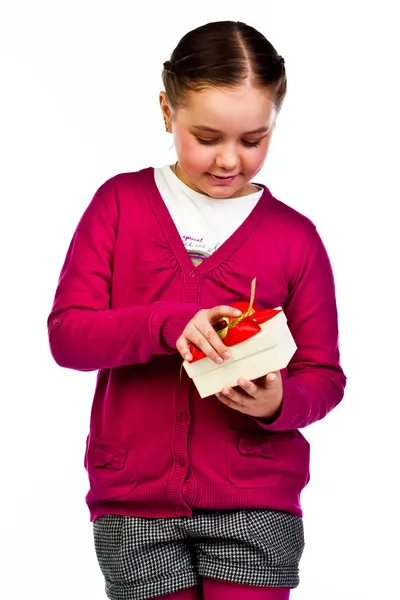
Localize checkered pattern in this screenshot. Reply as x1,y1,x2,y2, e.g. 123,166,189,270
93,509,304,600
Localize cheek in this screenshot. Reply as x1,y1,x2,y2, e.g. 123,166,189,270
177,137,211,171
244,142,272,172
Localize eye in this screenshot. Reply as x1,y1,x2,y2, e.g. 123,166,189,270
195,136,263,147
242,140,263,148
195,137,218,145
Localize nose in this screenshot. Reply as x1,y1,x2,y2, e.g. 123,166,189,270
215,145,238,171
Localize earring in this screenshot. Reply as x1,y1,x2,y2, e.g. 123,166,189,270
165,119,171,132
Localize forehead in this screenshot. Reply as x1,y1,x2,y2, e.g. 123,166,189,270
176,84,276,132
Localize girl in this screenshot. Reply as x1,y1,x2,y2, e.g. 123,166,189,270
48,20,347,600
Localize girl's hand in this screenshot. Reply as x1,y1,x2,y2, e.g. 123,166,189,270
176,306,242,364
216,371,283,420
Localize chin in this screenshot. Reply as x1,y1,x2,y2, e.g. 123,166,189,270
208,188,238,199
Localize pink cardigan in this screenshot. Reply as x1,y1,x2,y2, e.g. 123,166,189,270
48,167,347,521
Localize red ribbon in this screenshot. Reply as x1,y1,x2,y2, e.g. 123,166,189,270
189,301,282,363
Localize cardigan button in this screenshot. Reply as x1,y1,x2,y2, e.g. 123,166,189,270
178,458,187,468
188,269,197,278
178,413,189,423
52,318,61,327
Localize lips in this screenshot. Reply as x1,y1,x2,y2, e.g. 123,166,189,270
209,173,238,183
210,174,237,179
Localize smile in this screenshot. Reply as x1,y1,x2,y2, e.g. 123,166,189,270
209,173,238,183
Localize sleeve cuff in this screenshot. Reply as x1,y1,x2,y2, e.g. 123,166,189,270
151,303,201,351
254,376,311,431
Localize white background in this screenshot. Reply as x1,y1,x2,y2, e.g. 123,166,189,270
1,1,399,599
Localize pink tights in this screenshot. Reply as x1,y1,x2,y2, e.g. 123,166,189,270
158,579,290,599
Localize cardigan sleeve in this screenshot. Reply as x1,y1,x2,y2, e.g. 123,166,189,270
255,225,347,431
47,189,200,371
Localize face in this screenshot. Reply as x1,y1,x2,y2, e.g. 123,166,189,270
160,83,277,198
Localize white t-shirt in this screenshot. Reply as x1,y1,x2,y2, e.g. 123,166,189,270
154,165,263,266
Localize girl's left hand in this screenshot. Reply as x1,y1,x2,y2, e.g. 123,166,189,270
215,371,283,420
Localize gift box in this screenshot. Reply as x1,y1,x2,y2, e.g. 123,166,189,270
182,279,297,398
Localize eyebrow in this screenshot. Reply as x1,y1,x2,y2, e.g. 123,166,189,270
192,125,270,134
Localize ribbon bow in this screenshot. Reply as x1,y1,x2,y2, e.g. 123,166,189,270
189,278,282,363
94,448,126,470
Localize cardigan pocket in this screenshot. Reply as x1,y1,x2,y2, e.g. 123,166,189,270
84,434,137,500
227,430,282,488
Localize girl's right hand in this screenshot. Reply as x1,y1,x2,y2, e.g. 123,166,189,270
176,306,242,364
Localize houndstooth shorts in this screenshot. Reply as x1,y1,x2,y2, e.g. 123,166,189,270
93,509,304,600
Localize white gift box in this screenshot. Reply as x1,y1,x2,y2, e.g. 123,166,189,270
183,308,297,398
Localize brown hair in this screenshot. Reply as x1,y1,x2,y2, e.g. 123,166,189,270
162,21,287,111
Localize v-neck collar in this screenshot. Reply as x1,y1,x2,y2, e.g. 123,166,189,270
141,166,274,277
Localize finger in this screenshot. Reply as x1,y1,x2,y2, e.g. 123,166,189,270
219,387,249,407
186,325,226,364
208,305,242,324
216,391,250,414
196,322,233,361
188,306,242,362
176,336,192,362
253,371,280,388
237,378,260,397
